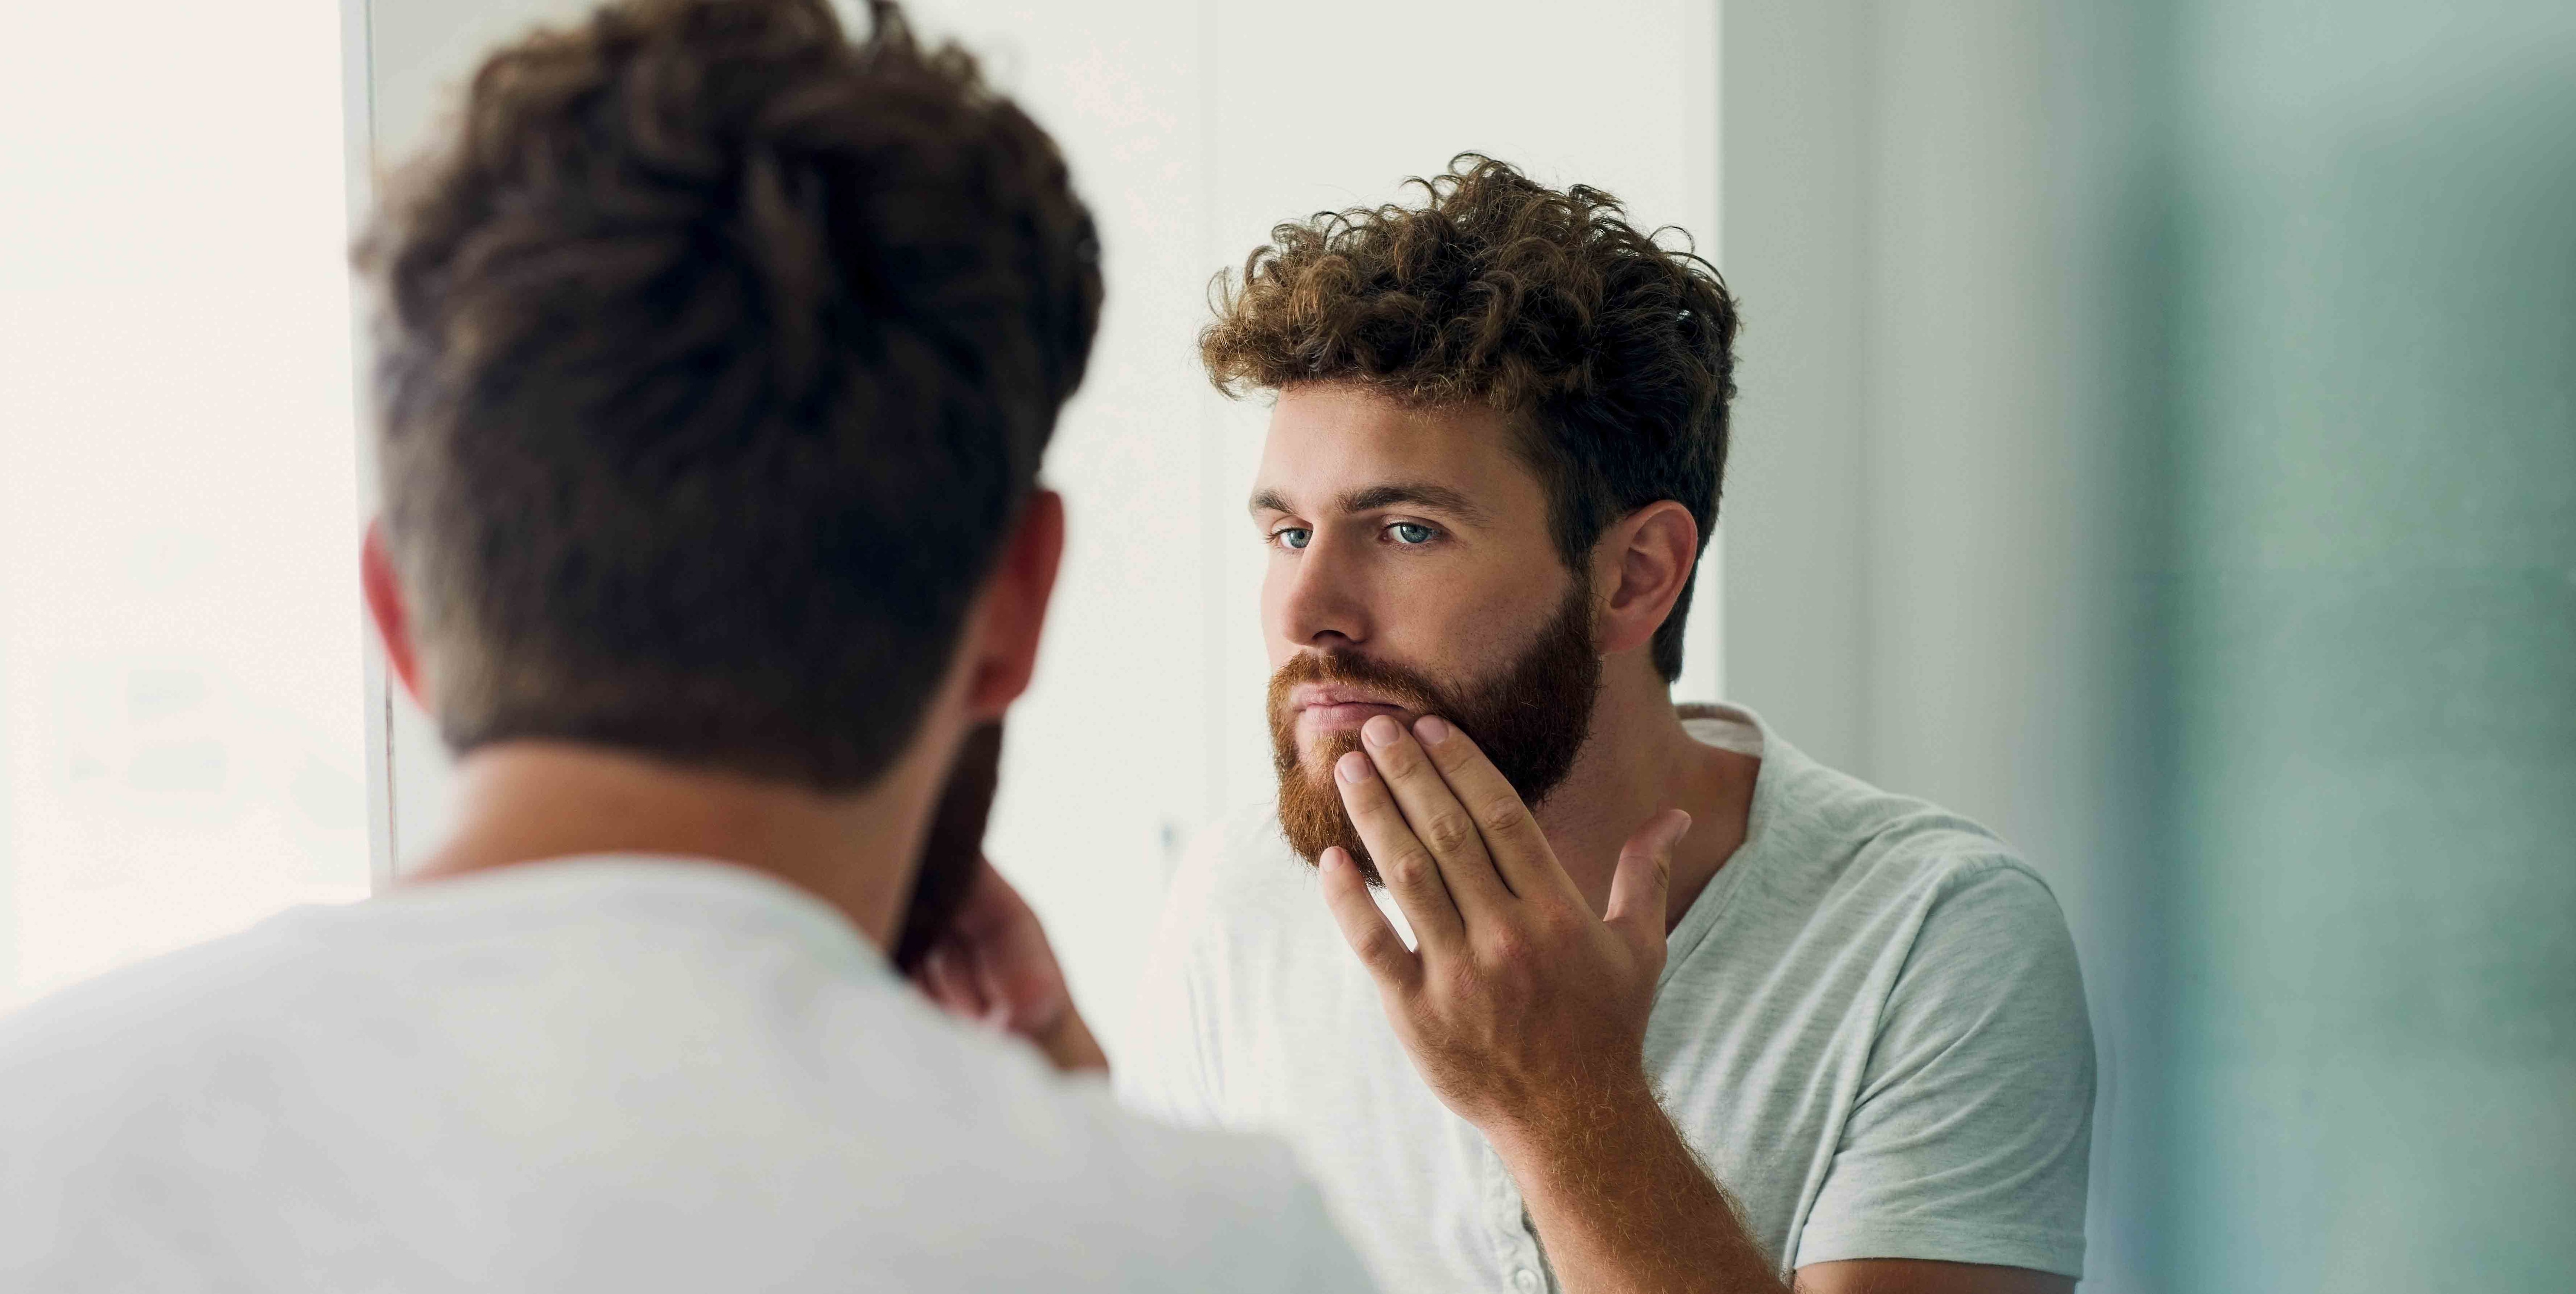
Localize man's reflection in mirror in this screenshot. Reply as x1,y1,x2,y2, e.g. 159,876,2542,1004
1118,157,2096,1294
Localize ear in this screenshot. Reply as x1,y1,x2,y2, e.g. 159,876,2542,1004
360,518,430,710
959,489,1066,719
1589,500,1700,659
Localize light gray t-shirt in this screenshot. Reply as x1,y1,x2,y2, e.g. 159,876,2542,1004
0,855,1378,1292
1118,705,2093,1289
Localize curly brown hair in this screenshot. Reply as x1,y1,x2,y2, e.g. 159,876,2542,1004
358,0,1099,790
1202,155,1738,681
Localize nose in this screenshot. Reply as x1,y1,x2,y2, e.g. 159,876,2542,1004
1269,526,1374,653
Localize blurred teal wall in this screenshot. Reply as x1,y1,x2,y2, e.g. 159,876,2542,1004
2152,2,2576,1287
1725,3,2573,1288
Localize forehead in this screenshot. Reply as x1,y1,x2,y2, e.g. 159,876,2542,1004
1253,383,1548,516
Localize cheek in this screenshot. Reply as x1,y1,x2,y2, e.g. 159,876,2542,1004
1381,569,1554,671
1259,565,1295,666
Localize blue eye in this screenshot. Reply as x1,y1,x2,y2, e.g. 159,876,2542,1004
1389,522,1435,545
1274,527,1312,550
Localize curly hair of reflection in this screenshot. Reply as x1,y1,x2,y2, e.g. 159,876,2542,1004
1201,155,1738,681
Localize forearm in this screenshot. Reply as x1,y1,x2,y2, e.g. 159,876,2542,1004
1491,1082,1784,1294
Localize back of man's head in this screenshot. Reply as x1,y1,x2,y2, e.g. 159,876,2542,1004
359,0,1099,792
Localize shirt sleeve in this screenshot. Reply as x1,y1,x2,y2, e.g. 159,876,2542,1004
1113,822,1229,1129
1794,860,2096,1278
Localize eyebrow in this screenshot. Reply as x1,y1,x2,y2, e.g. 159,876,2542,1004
1247,482,1492,525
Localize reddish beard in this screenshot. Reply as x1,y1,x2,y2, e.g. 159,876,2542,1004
1267,584,1602,885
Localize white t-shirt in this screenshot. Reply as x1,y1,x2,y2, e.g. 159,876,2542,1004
0,855,1378,1292
1117,705,2094,1290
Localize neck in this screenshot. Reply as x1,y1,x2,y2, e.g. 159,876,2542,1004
401,740,945,951
1533,664,1758,931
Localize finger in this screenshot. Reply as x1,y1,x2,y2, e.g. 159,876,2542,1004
1318,846,1422,990
970,938,1022,1029
939,946,988,1016
1408,715,1580,905
1355,714,1512,914
921,945,987,1017
947,855,1027,941
1332,747,1466,953
915,945,952,1004
1605,809,1691,959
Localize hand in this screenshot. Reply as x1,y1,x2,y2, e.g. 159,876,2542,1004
910,858,1108,1073
1320,713,1690,1141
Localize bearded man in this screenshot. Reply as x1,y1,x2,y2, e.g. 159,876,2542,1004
1110,158,2099,1294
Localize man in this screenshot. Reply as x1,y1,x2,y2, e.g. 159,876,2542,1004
1115,159,2097,1292
0,2,1373,1288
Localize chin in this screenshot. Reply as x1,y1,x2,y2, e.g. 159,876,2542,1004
1287,752,1333,792
1296,732,1362,777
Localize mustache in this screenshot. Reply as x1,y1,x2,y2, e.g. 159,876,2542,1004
1265,649,1451,728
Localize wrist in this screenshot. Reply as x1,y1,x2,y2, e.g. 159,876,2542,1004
1480,1068,1662,1168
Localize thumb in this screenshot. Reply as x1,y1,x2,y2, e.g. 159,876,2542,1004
1604,809,1690,956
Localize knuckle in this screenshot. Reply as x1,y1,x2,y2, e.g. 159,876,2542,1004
1372,743,1418,778
1472,793,1526,836
1341,772,1387,809
1435,963,1483,1002
1386,845,1439,886
1426,743,1478,779
1422,811,1478,855
1361,928,1407,966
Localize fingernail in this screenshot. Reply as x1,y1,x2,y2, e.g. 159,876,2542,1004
1414,715,1452,745
1668,811,1694,846
1363,715,1402,748
1338,750,1375,783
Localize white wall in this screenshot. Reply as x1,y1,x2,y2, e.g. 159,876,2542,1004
350,0,1720,1057
0,3,370,1011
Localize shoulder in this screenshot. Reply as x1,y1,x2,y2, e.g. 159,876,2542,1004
1741,733,2062,928
856,1007,1375,1288
1053,1078,1376,1286
0,903,333,1080
1903,856,2076,957
1710,731,2084,1014
1868,855,2087,1047
0,895,1375,1290
1790,808,2087,1079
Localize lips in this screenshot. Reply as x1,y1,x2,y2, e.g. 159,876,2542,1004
1292,684,1404,712
1291,685,1411,733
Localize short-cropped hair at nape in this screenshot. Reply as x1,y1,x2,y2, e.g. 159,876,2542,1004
357,0,1101,792
1201,155,1739,682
